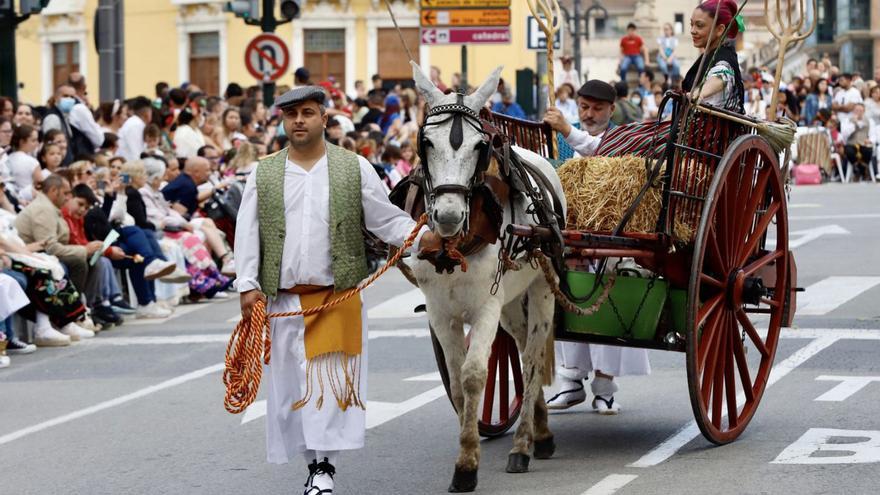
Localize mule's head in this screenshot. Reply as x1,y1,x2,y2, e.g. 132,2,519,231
412,61,503,238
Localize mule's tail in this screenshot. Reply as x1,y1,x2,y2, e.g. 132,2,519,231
543,326,555,386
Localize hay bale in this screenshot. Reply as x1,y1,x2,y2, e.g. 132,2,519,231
557,155,697,241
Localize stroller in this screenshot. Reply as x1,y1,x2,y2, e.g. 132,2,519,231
202,180,244,249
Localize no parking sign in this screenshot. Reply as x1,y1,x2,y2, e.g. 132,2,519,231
244,33,290,82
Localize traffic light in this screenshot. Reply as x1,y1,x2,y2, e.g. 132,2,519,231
279,0,300,20
225,0,259,20
20,0,51,14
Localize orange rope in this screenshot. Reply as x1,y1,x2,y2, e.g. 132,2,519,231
223,214,428,414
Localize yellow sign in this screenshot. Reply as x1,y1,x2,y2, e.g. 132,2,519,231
420,8,511,27
420,0,511,7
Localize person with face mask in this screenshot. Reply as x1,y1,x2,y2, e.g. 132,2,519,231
42,83,98,165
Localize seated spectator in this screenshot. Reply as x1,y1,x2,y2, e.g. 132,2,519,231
13,103,35,127
555,83,579,124
841,103,878,181
492,90,527,119
397,141,418,177
0,270,36,361
7,124,42,202
133,158,231,300
37,141,64,181
173,105,206,160
226,141,258,181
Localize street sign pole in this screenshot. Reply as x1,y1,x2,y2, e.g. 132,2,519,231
0,3,19,101
261,0,276,109
461,45,468,92
536,50,547,117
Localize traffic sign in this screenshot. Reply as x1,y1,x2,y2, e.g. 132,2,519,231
421,8,511,27
526,16,562,50
420,27,511,45
244,33,290,82
420,0,510,8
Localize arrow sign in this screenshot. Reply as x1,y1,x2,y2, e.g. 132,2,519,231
420,8,511,27
421,0,511,7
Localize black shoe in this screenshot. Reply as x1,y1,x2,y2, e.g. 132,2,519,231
303,458,335,495
92,305,123,326
111,297,136,315
5,337,37,355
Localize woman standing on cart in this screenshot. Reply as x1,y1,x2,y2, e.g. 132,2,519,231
543,0,746,414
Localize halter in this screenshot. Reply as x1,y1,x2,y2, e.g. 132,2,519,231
417,93,493,234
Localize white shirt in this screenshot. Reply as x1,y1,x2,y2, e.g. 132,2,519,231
554,67,581,91
563,126,605,157
841,117,879,145
118,116,146,161
173,124,206,159
7,151,39,192
68,102,105,148
833,87,863,124
234,151,427,293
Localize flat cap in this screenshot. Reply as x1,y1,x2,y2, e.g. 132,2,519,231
274,86,326,109
577,80,616,103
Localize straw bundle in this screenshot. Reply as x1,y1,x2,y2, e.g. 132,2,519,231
557,155,698,241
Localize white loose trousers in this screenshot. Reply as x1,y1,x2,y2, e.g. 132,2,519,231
556,342,651,380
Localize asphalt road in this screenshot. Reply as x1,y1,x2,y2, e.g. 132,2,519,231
2,183,880,495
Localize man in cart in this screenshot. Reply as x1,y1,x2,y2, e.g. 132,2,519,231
543,80,652,414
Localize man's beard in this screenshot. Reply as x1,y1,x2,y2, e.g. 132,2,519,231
288,128,321,147
583,119,609,136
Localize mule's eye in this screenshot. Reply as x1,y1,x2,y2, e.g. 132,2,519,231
423,138,434,149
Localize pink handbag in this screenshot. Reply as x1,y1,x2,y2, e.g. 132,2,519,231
793,164,822,185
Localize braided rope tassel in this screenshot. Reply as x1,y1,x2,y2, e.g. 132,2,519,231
223,214,428,414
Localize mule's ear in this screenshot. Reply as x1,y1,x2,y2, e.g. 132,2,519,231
464,65,504,111
412,61,444,108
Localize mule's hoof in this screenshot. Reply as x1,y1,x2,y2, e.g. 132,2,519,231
448,466,478,493
506,453,530,473
534,436,556,459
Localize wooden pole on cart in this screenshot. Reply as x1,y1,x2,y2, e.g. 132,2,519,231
765,0,817,119
526,0,561,159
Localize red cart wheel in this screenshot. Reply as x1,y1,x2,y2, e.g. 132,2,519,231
686,135,789,444
430,326,524,438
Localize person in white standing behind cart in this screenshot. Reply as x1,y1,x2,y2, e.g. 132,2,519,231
543,80,651,414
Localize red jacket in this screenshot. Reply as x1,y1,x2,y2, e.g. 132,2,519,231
62,207,89,246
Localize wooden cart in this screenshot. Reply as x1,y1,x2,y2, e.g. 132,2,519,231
430,92,797,445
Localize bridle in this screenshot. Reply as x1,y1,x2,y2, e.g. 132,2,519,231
417,93,493,234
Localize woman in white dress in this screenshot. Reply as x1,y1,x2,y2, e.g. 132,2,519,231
6,124,42,202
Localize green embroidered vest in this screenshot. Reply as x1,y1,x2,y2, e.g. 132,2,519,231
255,143,368,298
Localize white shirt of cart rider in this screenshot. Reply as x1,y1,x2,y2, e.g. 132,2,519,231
234,152,427,462
562,124,605,157
833,86,863,126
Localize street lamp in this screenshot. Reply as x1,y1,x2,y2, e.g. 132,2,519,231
558,0,608,78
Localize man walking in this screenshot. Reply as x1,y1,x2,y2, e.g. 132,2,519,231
235,87,435,494
543,80,651,414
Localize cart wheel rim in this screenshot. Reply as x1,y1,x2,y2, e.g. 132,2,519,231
685,134,789,445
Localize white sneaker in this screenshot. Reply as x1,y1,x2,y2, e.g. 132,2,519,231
304,458,335,495
79,316,102,333
546,377,587,410
144,259,177,281
34,325,72,347
0,355,9,368
60,322,95,341
136,302,173,319
211,291,230,299
160,268,191,284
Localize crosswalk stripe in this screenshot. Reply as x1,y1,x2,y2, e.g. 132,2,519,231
367,288,426,319
797,276,880,315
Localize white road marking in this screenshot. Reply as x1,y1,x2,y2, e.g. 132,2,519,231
629,336,839,468
240,383,448,430
367,288,426,319
766,224,849,250
366,386,448,429
772,428,880,464
0,363,224,446
797,277,880,315
781,328,880,340
405,371,442,381
580,474,639,495
789,213,880,221
123,301,220,326
788,203,822,208
84,334,231,346
814,376,880,402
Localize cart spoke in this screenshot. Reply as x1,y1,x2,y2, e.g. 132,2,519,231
731,328,755,403
760,297,780,308
498,335,509,422
700,273,724,290
711,322,728,429
743,250,784,278
734,158,771,261
698,304,725,371
739,202,781,267
697,293,725,327
701,310,727,406
736,308,769,357
707,224,726,272
725,329,739,429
